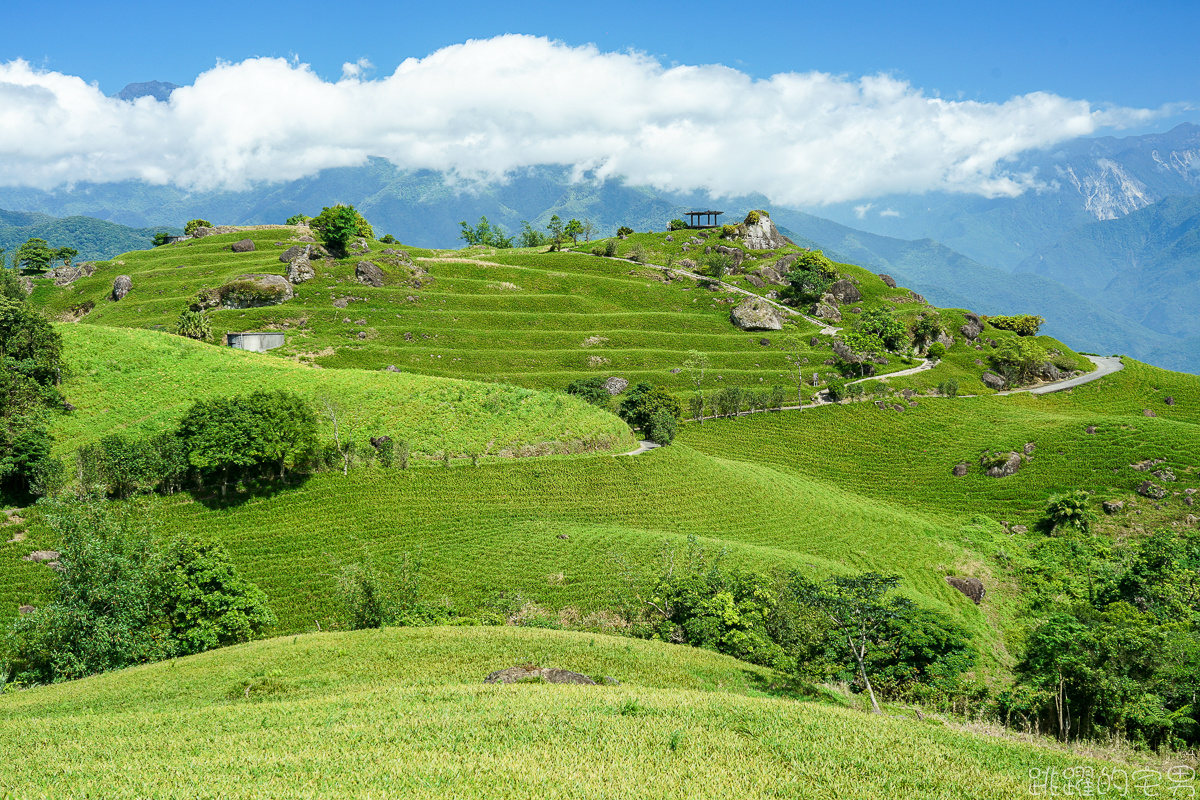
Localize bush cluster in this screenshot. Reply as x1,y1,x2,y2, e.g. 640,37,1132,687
986,314,1044,336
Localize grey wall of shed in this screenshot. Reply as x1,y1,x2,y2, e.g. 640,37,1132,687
227,332,285,352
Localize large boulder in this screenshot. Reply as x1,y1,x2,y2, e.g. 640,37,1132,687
945,576,985,604
936,331,955,350
286,256,315,284
484,666,596,685
730,297,783,331
827,279,862,304
1138,481,1166,500
111,275,132,301
1039,363,1064,382
758,266,785,285
355,261,386,287
952,462,969,477
878,274,897,288
604,377,628,395
46,263,95,286
960,312,984,340
231,238,256,253
279,245,306,262
981,372,1006,390
982,451,1022,478
194,274,293,310
741,215,789,250
774,254,798,274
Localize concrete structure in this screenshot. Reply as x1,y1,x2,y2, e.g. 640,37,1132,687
685,210,724,228
226,332,285,352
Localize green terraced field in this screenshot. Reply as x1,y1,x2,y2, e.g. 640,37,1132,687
1,626,1172,800
37,227,1090,398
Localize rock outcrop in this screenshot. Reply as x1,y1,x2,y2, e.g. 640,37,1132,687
741,215,789,250
945,576,985,604
827,279,862,304
111,275,132,301
960,312,984,340
231,238,256,253
604,377,628,395
484,666,596,685
878,274,897,288
355,261,386,287
982,451,1022,478
730,297,783,331
194,274,293,310
981,372,1006,390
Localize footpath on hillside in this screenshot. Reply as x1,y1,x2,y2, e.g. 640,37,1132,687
617,356,1125,454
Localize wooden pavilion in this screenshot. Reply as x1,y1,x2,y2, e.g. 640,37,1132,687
685,210,724,229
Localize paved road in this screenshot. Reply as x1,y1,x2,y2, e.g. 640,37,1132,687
996,355,1124,396
615,440,663,457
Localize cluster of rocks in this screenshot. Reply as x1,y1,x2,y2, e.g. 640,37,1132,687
279,243,330,284
45,263,96,286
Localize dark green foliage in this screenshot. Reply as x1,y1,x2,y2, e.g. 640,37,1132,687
55,246,77,267
825,379,847,401
184,219,213,236
667,219,688,231
458,216,514,248
518,221,548,248
3,498,274,684
647,409,677,445
987,314,1045,336
706,253,733,282
174,309,212,341
990,337,1048,385
285,214,310,226
1,295,65,497
311,205,372,254
177,390,317,495
14,238,54,273
336,550,424,630
152,232,172,247
564,219,584,244
546,216,565,250
603,238,618,257
714,386,744,418
0,265,23,301
376,437,395,467
1043,490,1095,535
565,376,611,408
618,383,683,430
925,342,946,360
616,226,634,237
857,308,908,351
378,234,398,245
783,250,838,302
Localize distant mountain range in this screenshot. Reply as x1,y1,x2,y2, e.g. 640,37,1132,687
1,110,1197,372
111,81,180,102
0,209,175,263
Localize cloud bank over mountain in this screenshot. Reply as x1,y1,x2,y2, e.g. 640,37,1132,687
0,34,1170,204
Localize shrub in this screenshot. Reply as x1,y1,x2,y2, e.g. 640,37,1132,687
590,246,604,256
647,409,677,445
667,219,688,231
565,376,611,407
174,309,211,341
714,386,744,418
603,239,618,257
1044,490,1095,535
783,250,838,303
826,379,847,401
987,314,1045,337
991,337,1048,385
720,224,737,239
688,392,705,421
706,253,734,282
616,226,634,236
770,385,786,410
937,380,959,398
744,210,761,225
618,383,683,430
310,205,373,254
629,244,648,263
184,219,212,235
379,234,398,244
925,342,946,360
376,437,395,467
285,214,311,225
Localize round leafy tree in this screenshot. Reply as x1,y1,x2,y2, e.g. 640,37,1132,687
618,383,683,431
184,219,213,236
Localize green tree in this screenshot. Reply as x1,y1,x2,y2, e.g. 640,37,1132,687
284,214,310,226
991,337,1047,385
458,216,513,248
14,238,53,273
564,218,584,244
152,232,172,247
783,250,838,302
518,221,547,248
546,215,565,250
565,376,611,407
668,219,688,231
54,246,77,267
616,226,634,237
618,383,683,431
310,205,372,255
857,308,908,351
184,219,213,236
792,571,911,714
706,253,733,283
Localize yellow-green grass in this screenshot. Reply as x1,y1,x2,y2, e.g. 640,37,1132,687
33,228,1083,398
0,627,1164,800
51,324,632,458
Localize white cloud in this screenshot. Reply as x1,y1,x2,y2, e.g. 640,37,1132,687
0,35,1172,203
854,203,874,219
880,208,901,217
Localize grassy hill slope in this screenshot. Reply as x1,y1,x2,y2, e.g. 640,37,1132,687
0,626,1160,799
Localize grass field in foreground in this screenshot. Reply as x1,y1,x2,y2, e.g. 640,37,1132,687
2,627,1178,800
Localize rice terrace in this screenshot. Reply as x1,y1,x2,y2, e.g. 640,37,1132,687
0,203,1195,799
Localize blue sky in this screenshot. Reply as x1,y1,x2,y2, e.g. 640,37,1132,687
10,0,1197,115
0,0,1196,201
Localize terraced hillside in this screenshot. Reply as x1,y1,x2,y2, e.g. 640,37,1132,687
1,627,1175,800
37,225,1091,398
